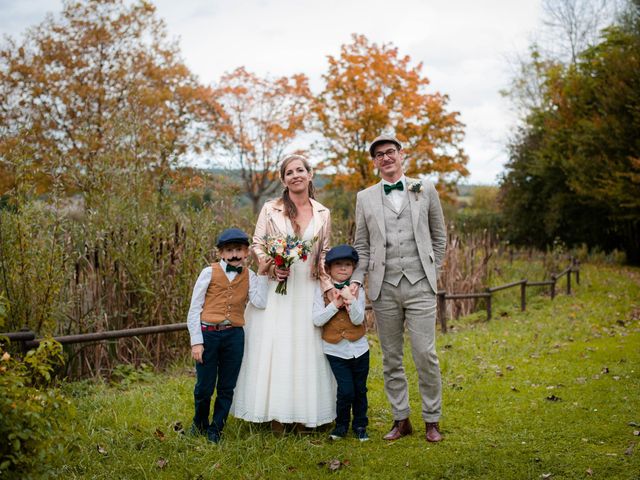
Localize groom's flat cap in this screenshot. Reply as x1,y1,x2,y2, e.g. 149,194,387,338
325,245,359,265
368,134,402,157
216,228,250,248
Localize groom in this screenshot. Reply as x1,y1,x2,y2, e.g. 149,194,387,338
352,134,446,443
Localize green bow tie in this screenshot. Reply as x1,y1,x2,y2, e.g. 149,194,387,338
383,181,404,195
334,280,351,289
226,264,243,274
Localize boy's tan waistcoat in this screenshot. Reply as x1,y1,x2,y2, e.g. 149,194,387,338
200,263,249,326
321,293,365,344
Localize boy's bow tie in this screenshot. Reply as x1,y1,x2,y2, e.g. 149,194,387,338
334,280,350,289
226,264,243,273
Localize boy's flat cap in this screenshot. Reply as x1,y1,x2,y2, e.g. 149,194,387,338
216,228,250,248
325,244,359,265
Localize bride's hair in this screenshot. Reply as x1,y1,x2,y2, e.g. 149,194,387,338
279,154,315,236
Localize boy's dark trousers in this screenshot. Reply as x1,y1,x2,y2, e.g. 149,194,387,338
326,350,370,430
193,326,244,439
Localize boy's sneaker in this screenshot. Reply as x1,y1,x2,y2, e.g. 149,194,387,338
207,430,221,444
354,428,369,442
329,425,347,440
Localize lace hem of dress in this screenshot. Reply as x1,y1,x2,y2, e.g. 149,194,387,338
232,410,336,428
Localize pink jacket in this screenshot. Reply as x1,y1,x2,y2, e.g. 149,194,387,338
253,197,332,293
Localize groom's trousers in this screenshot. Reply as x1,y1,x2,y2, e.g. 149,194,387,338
372,276,442,423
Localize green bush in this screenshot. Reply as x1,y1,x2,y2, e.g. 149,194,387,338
0,331,74,479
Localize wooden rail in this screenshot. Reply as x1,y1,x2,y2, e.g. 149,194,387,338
2,261,580,350
436,259,579,333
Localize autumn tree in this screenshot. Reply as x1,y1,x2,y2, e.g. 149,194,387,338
0,0,223,203
313,34,468,193
213,67,312,213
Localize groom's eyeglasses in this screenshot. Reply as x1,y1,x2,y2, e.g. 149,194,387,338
374,148,398,160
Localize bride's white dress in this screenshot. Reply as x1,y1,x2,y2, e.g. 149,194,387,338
231,218,336,427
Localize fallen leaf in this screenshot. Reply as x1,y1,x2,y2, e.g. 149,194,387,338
601,367,609,374
405,462,410,467
156,458,168,469
96,444,107,455
541,473,552,479
172,421,184,434
628,422,640,427
546,395,561,402
624,443,635,455
319,459,349,472
506,365,515,371
154,428,165,441
511,386,520,392
633,431,640,436
613,376,620,381
586,467,593,476
287,466,297,472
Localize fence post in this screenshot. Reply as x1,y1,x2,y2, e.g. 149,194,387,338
566,268,571,295
486,290,492,321
520,280,527,312
437,290,447,333
573,258,580,285
550,274,556,299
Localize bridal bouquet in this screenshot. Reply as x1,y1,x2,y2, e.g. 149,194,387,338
263,234,315,295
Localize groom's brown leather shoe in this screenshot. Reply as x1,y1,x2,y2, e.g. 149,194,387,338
383,418,413,440
425,422,443,442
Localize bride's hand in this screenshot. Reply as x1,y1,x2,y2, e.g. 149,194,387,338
257,256,273,276
274,266,290,281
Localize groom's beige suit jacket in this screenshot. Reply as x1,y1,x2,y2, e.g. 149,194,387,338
352,178,447,301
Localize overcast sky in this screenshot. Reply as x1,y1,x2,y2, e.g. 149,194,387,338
0,0,544,184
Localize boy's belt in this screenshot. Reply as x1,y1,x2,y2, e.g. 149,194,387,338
201,323,235,331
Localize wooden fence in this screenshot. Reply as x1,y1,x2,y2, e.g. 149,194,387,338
2,260,580,352
436,260,580,332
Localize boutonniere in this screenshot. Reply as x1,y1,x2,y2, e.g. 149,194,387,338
408,181,423,199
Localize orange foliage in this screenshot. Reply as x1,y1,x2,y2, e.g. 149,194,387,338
214,67,312,213
314,34,469,192
0,0,223,197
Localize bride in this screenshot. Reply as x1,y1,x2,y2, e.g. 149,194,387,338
231,154,336,428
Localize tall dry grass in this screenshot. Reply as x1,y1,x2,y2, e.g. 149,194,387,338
0,175,251,377
438,227,493,320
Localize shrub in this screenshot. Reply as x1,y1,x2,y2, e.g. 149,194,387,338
0,314,74,480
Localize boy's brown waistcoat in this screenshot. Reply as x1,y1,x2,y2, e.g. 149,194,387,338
321,293,366,344
200,263,249,326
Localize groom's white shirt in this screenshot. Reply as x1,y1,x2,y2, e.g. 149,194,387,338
381,174,407,212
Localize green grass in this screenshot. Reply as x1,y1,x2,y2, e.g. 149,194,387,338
57,263,640,479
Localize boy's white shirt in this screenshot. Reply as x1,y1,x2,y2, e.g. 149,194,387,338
312,282,369,360
187,260,268,346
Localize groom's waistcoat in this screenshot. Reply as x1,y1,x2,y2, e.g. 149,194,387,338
382,197,426,286
200,263,249,326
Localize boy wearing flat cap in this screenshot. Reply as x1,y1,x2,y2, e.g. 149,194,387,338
313,244,370,441
186,228,271,443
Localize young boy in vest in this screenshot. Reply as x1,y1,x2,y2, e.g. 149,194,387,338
186,228,271,443
312,244,370,441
